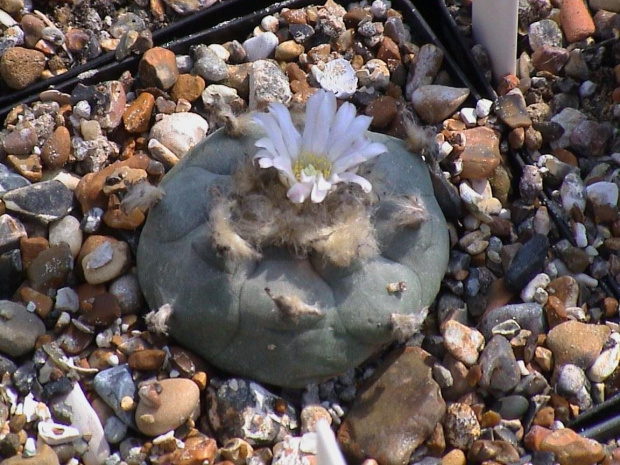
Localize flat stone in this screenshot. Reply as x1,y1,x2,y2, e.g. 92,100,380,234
41,126,71,170
495,90,532,129
547,320,610,369
0,214,26,254
249,60,293,110
338,347,445,464
0,301,44,357
135,378,200,436
207,378,297,446
0,47,46,90
93,81,127,130
82,240,131,285
138,47,179,90
3,180,73,224
82,292,121,327
458,127,501,179
411,85,470,124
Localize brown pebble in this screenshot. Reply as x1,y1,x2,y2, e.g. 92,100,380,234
138,47,179,90
604,297,619,317
457,127,501,179
479,410,501,428
524,425,552,451
7,154,43,182
20,236,49,270
19,286,53,318
41,126,71,169
82,292,122,327
365,95,398,129
497,74,520,96
532,406,555,428
123,92,155,133
0,47,46,90
65,28,90,53
539,428,605,465
128,349,167,371
170,74,206,103
544,295,568,328
192,371,208,391
281,8,307,24
441,449,466,465
377,36,401,62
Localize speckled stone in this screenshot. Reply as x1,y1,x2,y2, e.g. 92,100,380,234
0,47,46,90
546,320,610,369
539,428,605,465
138,47,179,90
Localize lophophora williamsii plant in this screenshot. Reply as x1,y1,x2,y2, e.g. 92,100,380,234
137,90,449,387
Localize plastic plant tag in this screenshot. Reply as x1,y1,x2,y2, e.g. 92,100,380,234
317,420,347,465
472,0,518,80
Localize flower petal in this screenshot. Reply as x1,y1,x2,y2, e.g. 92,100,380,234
270,103,301,156
301,90,325,154
335,171,373,192
271,155,296,182
257,156,274,168
310,91,337,155
311,176,331,203
327,114,374,161
331,141,387,173
325,102,357,160
287,182,313,203
254,112,290,160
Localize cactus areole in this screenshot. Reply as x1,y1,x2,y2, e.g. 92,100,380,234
137,92,449,387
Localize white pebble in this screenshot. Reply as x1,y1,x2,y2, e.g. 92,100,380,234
573,273,598,288
208,44,230,62
23,437,36,457
312,58,358,99
475,98,494,118
573,222,588,248
49,215,83,258
521,273,551,302
55,287,79,313
586,181,619,207
439,141,454,158
463,214,481,231
55,312,71,331
243,31,279,62
560,172,586,213
579,80,596,98
533,287,549,305
74,100,92,119
149,112,209,158
38,421,82,445
588,332,620,383
260,15,279,32
460,107,477,125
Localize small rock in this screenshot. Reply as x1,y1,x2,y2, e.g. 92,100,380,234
547,320,610,369
495,89,532,129
275,40,305,61
505,234,549,291
479,335,521,394
589,0,620,12
0,47,46,90
3,180,73,224
364,95,398,129
149,112,209,157
49,215,82,258
93,81,127,130
26,243,73,292
123,92,155,134
560,0,596,42
312,58,358,98
411,85,470,124
243,32,279,62
194,48,229,82
82,240,131,285
531,45,569,74
104,416,127,444
93,365,136,427
467,440,520,464
539,428,605,465
135,378,200,436
441,319,484,366
138,47,179,90
300,405,331,434
109,274,142,315
458,127,501,179
207,378,297,446
0,442,60,465
405,43,444,97
3,126,38,156
338,347,445,464
128,349,166,371
443,402,481,450
41,126,71,169
170,74,205,102
560,172,586,214
529,19,564,51
0,214,26,254
479,302,547,340
588,333,620,382
0,301,45,357
569,120,612,157
249,60,293,110
492,395,529,420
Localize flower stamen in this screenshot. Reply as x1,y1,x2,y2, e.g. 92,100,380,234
293,153,332,181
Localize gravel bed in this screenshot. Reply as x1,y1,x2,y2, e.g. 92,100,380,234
0,0,619,464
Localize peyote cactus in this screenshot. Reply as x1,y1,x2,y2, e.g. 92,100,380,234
137,92,449,387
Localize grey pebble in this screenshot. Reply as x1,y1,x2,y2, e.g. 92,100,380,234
0,301,45,357
492,395,530,420
0,170,30,196
194,48,229,82
0,214,25,254
104,416,128,444
479,335,521,395
478,302,546,340
93,364,137,428
556,363,587,396
505,234,549,291
3,180,73,224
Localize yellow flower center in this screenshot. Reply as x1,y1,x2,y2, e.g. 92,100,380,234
293,152,332,181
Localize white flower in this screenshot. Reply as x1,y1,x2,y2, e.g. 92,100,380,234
253,90,387,204
311,58,358,98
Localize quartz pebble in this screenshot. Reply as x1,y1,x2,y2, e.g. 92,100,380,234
149,112,209,157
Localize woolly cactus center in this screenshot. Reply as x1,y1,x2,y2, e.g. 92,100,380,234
294,152,332,180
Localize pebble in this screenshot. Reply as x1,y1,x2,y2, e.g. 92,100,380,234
312,58,358,98
587,332,620,382
93,365,137,427
104,416,127,444
531,45,569,75
3,126,38,156
49,215,82,258
0,214,26,254
528,19,563,51
170,74,205,102
441,319,484,366
123,92,155,134
0,301,45,357
365,95,398,129
275,40,305,61
458,127,502,179
405,43,444,97
538,428,605,465
338,348,445,464
138,47,179,90
135,378,200,436
505,234,549,291
242,32,279,62
479,335,521,394
547,320,610,369
492,395,530,420
149,112,209,157
560,172,586,214
3,179,73,224
249,60,293,110
589,0,620,12
411,85,470,124
207,378,297,446
0,47,46,90
495,89,532,129
41,126,71,170
82,240,131,285
194,48,228,82
443,403,481,449
26,243,73,292
0,442,59,465
569,120,612,157
560,0,596,42
467,440,520,464
108,274,142,315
